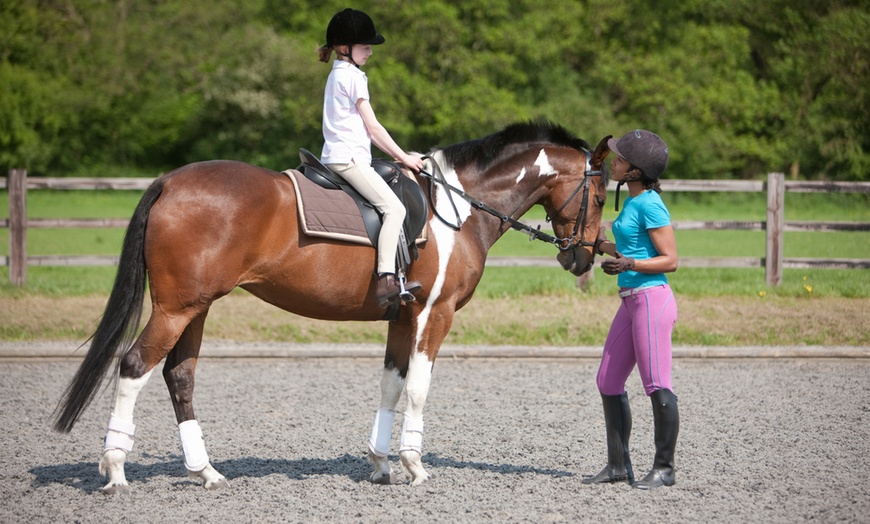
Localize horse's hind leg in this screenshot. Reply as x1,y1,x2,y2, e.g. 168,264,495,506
99,313,192,494
163,310,228,490
100,368,154,494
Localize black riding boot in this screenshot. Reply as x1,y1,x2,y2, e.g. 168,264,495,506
582,393,634,485
634,388,679,490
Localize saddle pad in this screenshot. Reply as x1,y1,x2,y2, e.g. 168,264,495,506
284,169,373,246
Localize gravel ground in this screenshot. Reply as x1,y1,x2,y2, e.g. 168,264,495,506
1,350,868,523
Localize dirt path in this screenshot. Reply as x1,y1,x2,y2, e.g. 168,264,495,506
1,355,867,523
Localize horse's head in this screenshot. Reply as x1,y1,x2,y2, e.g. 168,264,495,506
545,135,611,276
430,122,610,276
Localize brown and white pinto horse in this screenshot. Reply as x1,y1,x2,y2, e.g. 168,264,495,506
53,121,610,492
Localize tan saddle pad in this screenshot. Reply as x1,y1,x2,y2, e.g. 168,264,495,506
284,169,373,245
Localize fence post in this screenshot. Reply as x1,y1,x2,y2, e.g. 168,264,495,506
765,172,784,286
8,169,28,286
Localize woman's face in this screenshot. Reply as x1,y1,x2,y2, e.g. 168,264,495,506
610,155,630,181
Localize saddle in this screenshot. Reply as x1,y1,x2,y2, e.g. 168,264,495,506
287,149,428,266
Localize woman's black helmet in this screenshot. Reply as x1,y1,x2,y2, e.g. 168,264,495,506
326,8,385,47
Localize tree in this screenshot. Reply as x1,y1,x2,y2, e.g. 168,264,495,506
1,0,866,180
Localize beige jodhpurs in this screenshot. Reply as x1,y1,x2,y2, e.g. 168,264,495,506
327,160,405,275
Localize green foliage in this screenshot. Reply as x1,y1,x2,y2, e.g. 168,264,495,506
0,1,867,180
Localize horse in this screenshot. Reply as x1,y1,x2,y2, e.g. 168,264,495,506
52,121,611,492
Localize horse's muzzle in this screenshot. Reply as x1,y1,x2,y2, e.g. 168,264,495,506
556,246,594,276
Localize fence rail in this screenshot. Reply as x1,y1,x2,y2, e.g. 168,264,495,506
4,170,870,286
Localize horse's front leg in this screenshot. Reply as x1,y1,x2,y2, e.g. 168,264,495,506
367,365,405,484
163,313,228,490
368,303,451,485
399,347,435,486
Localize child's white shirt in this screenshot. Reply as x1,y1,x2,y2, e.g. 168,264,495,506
321,60,372,165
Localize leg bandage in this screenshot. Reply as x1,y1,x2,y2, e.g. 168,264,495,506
368,408,395,457
399,416,424,455
178,420,209,472
104,415,136,453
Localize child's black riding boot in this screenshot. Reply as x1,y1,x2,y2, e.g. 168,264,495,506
582,392,634,485
376,273,421,307
634,388,679,490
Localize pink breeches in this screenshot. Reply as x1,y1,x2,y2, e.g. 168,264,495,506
596,284,678,396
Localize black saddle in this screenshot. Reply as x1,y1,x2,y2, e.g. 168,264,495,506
297,149,428,261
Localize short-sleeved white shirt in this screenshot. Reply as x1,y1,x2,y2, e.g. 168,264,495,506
321,61,372,165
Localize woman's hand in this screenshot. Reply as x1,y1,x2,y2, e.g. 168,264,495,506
601,253,636,275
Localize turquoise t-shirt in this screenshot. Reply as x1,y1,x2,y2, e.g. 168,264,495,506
611,190,671,289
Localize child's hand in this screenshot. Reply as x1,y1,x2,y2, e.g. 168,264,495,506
401,153,424,174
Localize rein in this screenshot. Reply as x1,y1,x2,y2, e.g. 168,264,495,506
418,150,603,251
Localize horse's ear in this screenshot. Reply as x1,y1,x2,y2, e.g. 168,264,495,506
591,135,612,166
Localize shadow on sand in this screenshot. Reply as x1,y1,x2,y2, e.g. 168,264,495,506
30,452,573,492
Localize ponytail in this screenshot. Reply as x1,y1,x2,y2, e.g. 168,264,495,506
644,179,662,194
318,45,333,63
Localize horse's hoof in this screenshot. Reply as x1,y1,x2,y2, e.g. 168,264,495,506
400,450,431,486
188,464,229,490
409,471,431,486
369,471,393,485
102,483,131,495
367,451,393,485
204,477,230,490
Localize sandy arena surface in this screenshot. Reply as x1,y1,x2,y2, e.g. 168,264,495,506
0,347,868,523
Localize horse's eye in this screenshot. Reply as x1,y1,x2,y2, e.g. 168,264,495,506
595,196,606,207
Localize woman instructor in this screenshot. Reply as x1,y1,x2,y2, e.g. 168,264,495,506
583,129,680,490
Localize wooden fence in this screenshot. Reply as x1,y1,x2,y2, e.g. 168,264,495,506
3,169,870,287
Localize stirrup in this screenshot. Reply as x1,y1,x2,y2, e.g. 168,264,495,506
396,270,417,302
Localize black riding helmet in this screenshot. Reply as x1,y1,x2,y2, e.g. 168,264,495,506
326,8,385,47
607,129,669,211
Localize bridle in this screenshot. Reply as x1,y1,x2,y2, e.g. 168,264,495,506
418,149,604,252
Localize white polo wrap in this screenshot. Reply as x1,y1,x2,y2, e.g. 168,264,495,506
399,415,424,454
368,408,395,457
104,415,136,453
178,420,209,472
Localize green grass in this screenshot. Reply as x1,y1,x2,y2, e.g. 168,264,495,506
1,189,869,297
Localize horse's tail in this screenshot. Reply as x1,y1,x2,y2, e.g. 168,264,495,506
52,178,166,433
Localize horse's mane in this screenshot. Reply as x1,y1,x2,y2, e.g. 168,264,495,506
438,121,591,172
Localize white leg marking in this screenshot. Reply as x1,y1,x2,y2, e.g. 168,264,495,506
100,369,153,494
111,370,153,421
400,350,434,485
534,149,558,176
368,354,405,483
99,449,130,495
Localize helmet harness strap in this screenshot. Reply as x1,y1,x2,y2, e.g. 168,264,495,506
336,45,359,68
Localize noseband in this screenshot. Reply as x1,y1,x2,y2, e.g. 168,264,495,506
419,149,603,252
545,149,604,251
